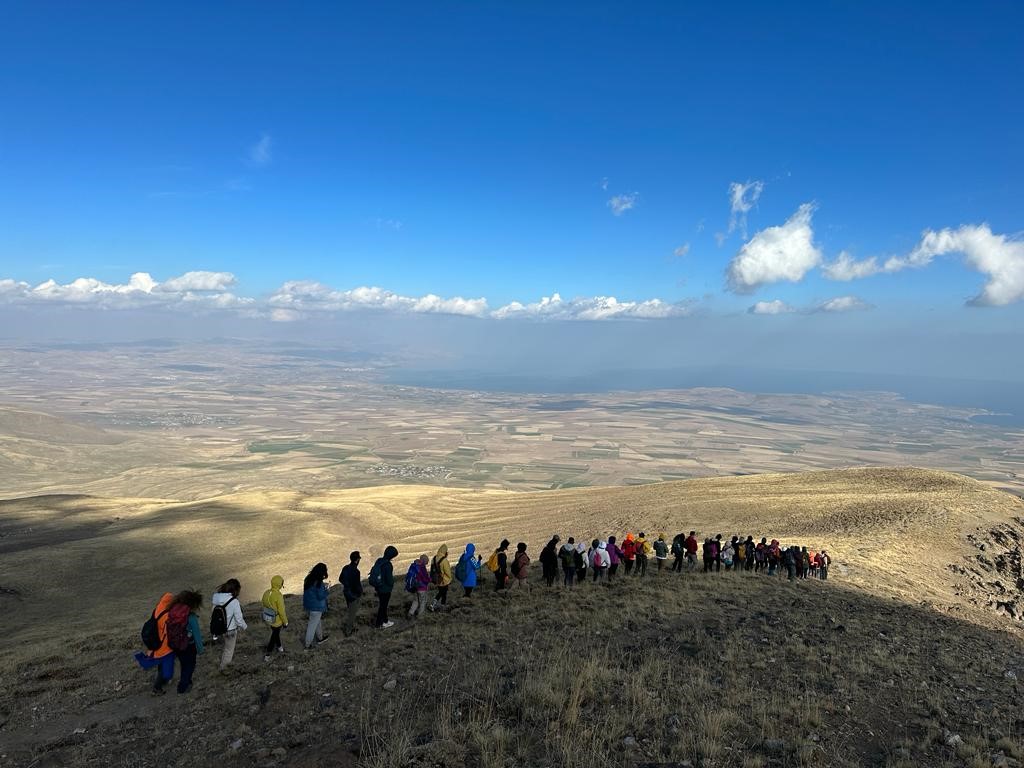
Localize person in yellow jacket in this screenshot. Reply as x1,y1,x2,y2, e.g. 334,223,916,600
429,544,453,612
635,533,652,577
261,575,288,662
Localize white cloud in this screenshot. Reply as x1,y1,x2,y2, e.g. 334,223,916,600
159,271,237,292
269,308,302,323
822,251,881,281
600,177,609,191
249,133,272,166
748,299,796,315
607,192,638,216
728,180,764,237
673,243,690,258
815,295,872,313
726,203,822,293
492,293,691,321
267,281,488,318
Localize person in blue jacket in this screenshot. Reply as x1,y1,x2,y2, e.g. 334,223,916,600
302,562,330,650
457,543,483,598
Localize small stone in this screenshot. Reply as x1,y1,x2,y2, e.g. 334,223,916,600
1005,670,1018,681
72,728,86,735
383,678,397,691
230,739,244,751
272,747,287,758
287,665,295,672
623,736,637,747
944,732,963,747
762,739,785,755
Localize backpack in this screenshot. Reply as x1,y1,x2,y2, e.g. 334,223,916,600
429,556,442,585
755,545,766,562
511,554,523,577
486,550,500,572
454,555,468,583
209,596,236,637
166,604,191,651
141,608,169,651
368,559,383,589
737,544,746,561
404,563,419,593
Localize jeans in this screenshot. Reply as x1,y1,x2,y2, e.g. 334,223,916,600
176,645,197,692
636,556,647,577
624,559,634,575
672,555,684,572
437,585,449,605
375,591,391,627
220,630,238,669
265,625,282,653
344,597,360,635
495,572,507,591
408,591,428,618
305,611,324,647
563,566,575,587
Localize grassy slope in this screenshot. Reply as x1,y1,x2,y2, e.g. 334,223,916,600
0,467,1022,767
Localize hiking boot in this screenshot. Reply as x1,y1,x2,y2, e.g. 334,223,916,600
178,684,192,694
152,687,167,696
316,635,329,645
381,621,395,629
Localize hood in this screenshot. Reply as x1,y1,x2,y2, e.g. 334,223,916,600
270,575,284,590
384,545,399,560
576,542,586,554
625,533,634,542
212,592,234,606
599,542,607,550
561,543,575,553
436,544,448,559
465,543,476,558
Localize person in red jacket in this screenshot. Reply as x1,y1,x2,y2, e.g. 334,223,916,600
622,533,637,575
684,531,698,571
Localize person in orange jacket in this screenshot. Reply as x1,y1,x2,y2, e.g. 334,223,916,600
622,533,637,575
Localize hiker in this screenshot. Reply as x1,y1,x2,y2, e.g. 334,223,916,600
810,551,820,579
735,538,746,572
768,540,781,576
685,531,698,571
406,555,431,619
511,542,530,589
670,533,686,572
622,533,636,575
261,576,288,660
173,590,204,694
540,535,561,587
653,534,669,572
606,535,622,580
592,541,610,581
783,546,798,581
369,546,399,628
744,535,756,571
702,538,712,573
340,551,363,636
492,539,510,591
302,563,330,648
136,592,176,694
801,547,811,580
589,538,601,582
721,540,735,571
574,540,588,583
560,537,577,587
755,538,768,573
635,533,650,577
819,550,831,580
211,578,247,671
430,544,452,610
455,543,482,598
712,535,723,572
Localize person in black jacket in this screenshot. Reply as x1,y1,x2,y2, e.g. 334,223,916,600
494,539,510,591
539,535,560,587
371,545,399,629
340,551,363,637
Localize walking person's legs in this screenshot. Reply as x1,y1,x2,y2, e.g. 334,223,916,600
305,612,323,648
344,597,360,635
220,629,238,669
177,646,197,693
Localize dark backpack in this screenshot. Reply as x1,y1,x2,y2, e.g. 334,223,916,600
141,608,169,651
405,563,419,593
209,596,236,637
510,554,522,578
368,559,383,589
166,604,191,651
454,555,468,583
429,557,442,585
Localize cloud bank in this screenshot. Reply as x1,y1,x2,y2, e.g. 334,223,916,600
492,293,691,321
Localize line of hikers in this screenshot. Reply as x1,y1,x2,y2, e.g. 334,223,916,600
136,532,831,695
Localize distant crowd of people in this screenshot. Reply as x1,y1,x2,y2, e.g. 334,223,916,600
135,531,831,695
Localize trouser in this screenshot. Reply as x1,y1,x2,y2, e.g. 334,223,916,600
495,572,507,591
636,556,648,576
593,567,607,582
220,630,238,669
150,653,176,692
687,553,697,571
714,555,721,572
563,566,575,586
344,597,360,635
265,625,283,653
672,554,684,572
464,586,474,598
703,557,711,573
544,567,557,587
305,612,324,647
787,564,796,581
375,592,391,627
656,557,666,572
608,563,618,580
820,566,828,581
408,591,428,618
624,559,634,574
437,585,449,604
576,567,587,583
176,645,197,692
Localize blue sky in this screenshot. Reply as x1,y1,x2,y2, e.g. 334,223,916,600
1,2,1022,334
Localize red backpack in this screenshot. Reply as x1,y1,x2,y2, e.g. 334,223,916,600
166,604,191,651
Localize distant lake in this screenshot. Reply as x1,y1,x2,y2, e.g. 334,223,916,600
384,366,1024,428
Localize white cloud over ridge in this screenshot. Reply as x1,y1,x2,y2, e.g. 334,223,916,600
816,295,872,313
748,299,795,315
727,203,822,293
728,180,764,237
267,282,489,318
492,293,691,321
749,295,872,315
607,192,638,216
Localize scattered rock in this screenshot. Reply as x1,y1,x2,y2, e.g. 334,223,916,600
943,731,963,747
762,738,785,755
623,736,637,747
272,747,287,759
383,678,397,692
230,739,244,751
1005,670,1018,681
